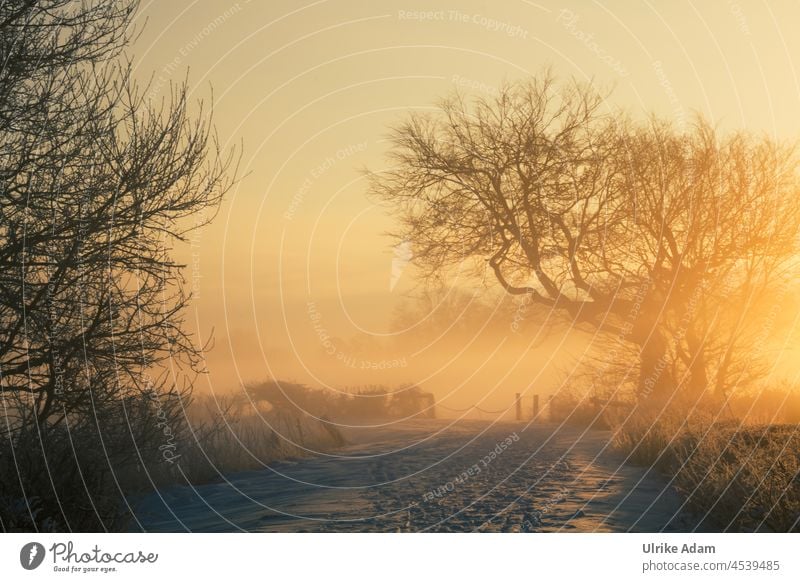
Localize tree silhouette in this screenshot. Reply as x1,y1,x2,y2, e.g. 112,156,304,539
0,0,235,428
370,73,800,402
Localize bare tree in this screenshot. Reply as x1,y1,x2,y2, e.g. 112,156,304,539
0,1,234,430
1,0,236,530
370,73,800,402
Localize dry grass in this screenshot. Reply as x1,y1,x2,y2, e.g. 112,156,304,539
0,391,346,531
613,411,799,532
170,395,345,485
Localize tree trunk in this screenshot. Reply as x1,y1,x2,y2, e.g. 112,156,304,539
637,331,671,401
632,308,672,402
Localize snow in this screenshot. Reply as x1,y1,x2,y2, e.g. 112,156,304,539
130,419,701,532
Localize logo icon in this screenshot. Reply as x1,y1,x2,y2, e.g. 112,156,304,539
20,542,46,570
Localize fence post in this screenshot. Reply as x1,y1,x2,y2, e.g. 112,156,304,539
515,393,522,421
533,394,539,420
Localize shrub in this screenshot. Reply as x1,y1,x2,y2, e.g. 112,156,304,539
0,389,346,532
612,410,799,532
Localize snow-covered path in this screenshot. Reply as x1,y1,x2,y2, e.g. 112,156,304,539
131,419,700,532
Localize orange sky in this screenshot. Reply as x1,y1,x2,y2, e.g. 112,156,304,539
130,0,800,404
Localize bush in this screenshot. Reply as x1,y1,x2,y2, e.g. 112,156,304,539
171,395,345,484
613,412,799,532
0,389,346,532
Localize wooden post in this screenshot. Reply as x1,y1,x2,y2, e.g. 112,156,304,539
515,393,522,421
533,394,539,420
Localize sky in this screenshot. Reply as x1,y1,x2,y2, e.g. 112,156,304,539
130,0,800,405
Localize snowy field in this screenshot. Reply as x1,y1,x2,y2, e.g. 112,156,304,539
131,419,702,532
